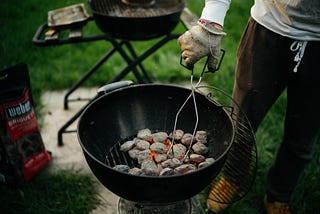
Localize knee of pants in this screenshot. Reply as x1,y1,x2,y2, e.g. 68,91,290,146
282,138,315,162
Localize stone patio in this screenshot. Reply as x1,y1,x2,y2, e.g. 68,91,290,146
40,87,119,214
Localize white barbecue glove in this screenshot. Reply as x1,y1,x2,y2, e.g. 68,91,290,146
178,21,226,71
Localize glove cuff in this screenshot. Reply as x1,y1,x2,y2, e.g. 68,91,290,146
198,19,226,36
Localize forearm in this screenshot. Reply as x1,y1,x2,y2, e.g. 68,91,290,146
200,0,231,27
178,0,230,70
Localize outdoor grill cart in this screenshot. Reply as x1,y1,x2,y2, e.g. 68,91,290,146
32,2,198,146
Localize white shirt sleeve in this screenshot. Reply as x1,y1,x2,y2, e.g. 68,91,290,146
200,0,231,27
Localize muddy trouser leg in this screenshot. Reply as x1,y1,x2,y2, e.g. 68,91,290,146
223,17,320,202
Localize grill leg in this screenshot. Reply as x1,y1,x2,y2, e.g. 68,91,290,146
124,41,152,83
63,42,124,110
109,34,181,83
58,100,92,146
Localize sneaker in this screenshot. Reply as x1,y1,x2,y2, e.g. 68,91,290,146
264,195,291,214
206,177,239,213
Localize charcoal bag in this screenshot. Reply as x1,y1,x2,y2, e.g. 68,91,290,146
0,63,51,185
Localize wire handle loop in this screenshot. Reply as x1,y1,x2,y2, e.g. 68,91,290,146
205,49,225,73
171,50,226,159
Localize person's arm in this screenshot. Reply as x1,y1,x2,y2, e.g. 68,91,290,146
200,0,230,27
178,0,230,71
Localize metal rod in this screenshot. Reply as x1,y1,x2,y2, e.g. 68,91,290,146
124,41,152,83
63,42,123,109
167,72,203,159
109,34,180,83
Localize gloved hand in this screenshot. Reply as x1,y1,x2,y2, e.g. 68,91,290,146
178,20,226,71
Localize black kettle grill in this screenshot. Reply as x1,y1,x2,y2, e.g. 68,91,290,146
88,0,186,40
77,82,257,205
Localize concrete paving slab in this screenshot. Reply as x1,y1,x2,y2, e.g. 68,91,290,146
40,87,119,214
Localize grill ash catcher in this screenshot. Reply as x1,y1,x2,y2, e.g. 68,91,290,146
77,56,257,213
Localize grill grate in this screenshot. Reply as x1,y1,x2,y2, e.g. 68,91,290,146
105,130,227,172
105,140,137,168
90,0,185,18
201,85,257,204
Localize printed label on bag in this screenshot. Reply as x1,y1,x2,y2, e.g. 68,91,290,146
3,90,38,141
0,89,51,182
22,149,50,181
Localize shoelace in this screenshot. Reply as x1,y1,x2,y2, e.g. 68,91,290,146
290,40,308,73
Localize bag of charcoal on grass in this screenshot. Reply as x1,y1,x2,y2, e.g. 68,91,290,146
0,63,51,185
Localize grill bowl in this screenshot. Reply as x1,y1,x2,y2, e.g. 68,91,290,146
77,84,235,203
88,0,186,40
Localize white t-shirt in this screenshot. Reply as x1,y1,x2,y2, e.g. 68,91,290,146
200,0,231,26
201,0,320,41
251,0,320,41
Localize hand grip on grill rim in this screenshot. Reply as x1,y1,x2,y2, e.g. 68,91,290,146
97,81,134,96
180,49,225,73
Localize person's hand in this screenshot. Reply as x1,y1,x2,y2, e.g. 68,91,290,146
178,21,226,71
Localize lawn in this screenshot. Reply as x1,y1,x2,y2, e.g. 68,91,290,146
1,0,319,213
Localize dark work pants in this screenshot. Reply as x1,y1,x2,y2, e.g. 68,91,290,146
232,17,320,202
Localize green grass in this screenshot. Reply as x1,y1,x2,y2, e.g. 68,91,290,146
1,0,319,213
0,169,101,214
